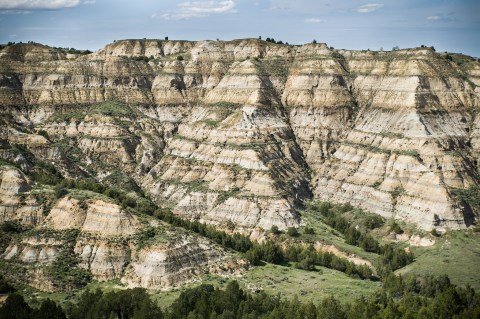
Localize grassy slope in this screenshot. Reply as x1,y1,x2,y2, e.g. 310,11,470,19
237,264,380,303
18,262,381,310
300,203,480,291
149,263,380,309
398,230,480,290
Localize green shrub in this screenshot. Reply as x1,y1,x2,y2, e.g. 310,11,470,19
47,250,91,289
37,130,49,140
359,235,381,253
365,215,384,229
389,221,403,234
452,185,480,208
304,227,315,235
0,276,15,293
122,196,137,208
54,185,68,199
0,221,22,233
287,227,299,237
270,225,280,235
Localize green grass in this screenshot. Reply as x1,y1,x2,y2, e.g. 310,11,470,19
215,187,241,205
17,279,124,309
209,102,243,109
342,141,420,158
255,58,290,80
47,100,136,123
150,287,189,310
19,286,75,308
397,230,480,290
0,158,17,167
201,119,220,127
223,141,271,150
47,110,85,122
238,263,381,303
102,170,141,192
134,223,183,248
149,263,381,309
91,100,136,118
378,132,405,139
67,189,113,202
187,180,210,193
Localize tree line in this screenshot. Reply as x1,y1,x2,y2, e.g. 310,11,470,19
1,274,479,319
154,209,374,280
308,202,414,275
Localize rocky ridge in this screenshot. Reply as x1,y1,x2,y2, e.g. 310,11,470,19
1,39,479,235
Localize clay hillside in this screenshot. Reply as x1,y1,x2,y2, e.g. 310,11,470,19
1,39,480,307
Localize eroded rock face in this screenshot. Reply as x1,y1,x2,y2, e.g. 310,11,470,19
74,237,131,281
2,195,233,289
0,166,43,225
143,104,308,235
122,237,225,289
44,196,138,235
1,40,479,233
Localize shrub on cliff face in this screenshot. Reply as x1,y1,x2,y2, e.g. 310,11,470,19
0,276,15,294
37,130,49,140
54,185,68,199
389,221,403,234
270,225,280,235
364,215,384,229
0,221,22,233
287,227,299,237
47,250,91,290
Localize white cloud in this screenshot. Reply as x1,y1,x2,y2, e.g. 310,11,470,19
0,0,81,10
0,9,31,14
357,3,384,13
426,13,456,22
155,0,236,20
305,18,322,23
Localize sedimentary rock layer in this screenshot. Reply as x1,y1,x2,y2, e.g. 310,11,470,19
1,39,479,231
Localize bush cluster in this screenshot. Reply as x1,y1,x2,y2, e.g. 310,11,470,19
309,202,414,273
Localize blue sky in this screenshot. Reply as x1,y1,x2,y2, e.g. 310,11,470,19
0,0,479,56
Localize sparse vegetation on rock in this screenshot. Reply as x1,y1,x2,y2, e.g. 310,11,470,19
0,38,479,315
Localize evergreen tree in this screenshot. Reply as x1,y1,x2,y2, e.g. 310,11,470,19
318,296,346,319
0,294,31,319
31,299,66,319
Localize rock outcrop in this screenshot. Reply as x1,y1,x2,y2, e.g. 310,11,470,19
0,166,44,225
2,195,232,289
1,39,479,234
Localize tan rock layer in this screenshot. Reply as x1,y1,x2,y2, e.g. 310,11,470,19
1,40,479,231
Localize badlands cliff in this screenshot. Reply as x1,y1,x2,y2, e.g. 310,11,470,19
1,39,478,233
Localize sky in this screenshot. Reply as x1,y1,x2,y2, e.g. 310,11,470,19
0,0,479,57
